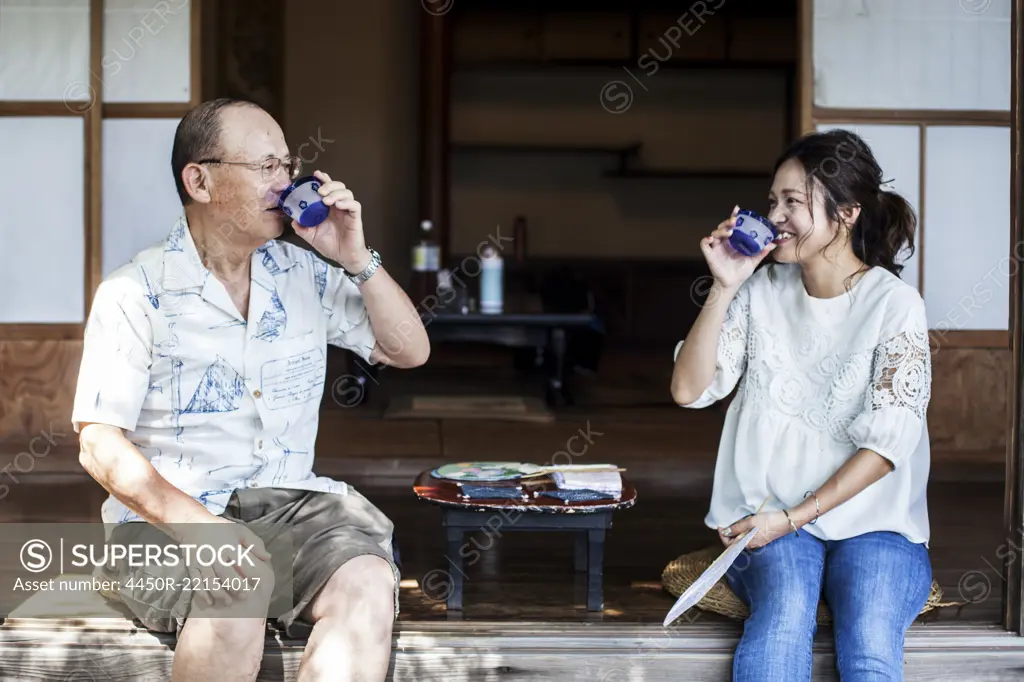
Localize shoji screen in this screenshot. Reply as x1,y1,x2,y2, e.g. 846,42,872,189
102,118,183,275
0,117,86,322
0,0,198,324
101,0,194,275
102,0,192,103
0,0,91,102
0,0,199,442
813,0,1011,111
815,123,922,292
809,0,1013,335
0,1,91,323
923,126,1012,331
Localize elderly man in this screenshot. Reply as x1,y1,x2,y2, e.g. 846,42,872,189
72,97,429,682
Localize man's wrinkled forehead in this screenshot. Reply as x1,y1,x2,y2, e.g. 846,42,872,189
216,105,289,158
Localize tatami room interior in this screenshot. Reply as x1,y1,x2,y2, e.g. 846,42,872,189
0,0,1016,633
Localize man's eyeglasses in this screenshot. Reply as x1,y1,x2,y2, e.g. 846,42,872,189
197,156,302,182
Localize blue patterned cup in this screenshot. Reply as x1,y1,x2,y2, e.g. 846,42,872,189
729,209,778,256
279,176,330,227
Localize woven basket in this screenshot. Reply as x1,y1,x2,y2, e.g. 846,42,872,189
662,545,962,624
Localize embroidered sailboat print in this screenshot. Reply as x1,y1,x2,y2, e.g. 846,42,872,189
310,255,330,310
182,356,246,414
254,287,287,341
260,247,283,276
166,219,186,253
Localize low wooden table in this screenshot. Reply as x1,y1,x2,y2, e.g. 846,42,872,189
424,309,600,406
413,469,637,612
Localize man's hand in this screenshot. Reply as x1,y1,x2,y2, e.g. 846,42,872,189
718,510,796,550
290,170,371,274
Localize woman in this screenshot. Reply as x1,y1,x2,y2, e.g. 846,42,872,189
671,129,932,682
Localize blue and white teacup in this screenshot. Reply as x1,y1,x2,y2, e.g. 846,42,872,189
730,209,778,257
279,175,330,227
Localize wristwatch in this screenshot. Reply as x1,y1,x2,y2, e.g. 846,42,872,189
345,248,381,285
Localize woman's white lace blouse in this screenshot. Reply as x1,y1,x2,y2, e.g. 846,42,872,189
675,264,932,545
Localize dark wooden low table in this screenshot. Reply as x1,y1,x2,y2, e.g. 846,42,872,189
413,469,637,612
423,308,600,405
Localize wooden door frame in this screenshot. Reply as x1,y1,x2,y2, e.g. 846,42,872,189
0,0,202,338
800,0,1024,634
1009,0,1023,636
0,1,203,455
419,5,1024,637
419,9,451,267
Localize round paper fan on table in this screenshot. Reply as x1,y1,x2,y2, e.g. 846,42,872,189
431,461,540,482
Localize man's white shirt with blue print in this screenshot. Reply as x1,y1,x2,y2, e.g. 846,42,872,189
72,216,378,525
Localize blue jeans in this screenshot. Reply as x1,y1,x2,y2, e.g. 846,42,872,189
724,530,932,682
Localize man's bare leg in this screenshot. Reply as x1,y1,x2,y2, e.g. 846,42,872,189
296,555,396,682
172,563,276,682
172,617,267,682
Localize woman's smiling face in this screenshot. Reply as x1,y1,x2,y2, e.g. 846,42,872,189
767,158,842,265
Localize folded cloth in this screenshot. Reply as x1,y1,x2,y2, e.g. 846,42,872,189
538,489,617,503
458,485,526,500
552,470,622,496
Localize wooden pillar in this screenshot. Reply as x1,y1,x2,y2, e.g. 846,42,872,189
1007,0,1023,635
419,8,451,265
796,0,813,136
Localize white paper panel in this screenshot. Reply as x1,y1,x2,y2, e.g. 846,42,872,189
102,0,191,103
814,0,1011,111
924,126,1011,331
103,118,183,275
0,118,85,323
816,123,922,293
0,0,91,102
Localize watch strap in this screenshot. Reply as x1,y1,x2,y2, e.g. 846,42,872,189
346,248,381,285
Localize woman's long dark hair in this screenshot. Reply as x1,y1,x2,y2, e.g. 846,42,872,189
773,129,917,280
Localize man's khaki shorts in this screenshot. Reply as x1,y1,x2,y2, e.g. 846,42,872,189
98,487,400,639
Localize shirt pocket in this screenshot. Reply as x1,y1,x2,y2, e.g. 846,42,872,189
255,330,328,412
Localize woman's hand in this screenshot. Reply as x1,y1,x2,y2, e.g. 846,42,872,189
718,510,796,550
701,206,777,292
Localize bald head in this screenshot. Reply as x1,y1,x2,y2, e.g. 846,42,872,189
171,97,265,205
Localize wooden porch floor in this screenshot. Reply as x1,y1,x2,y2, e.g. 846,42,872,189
0,362,1013,680
2,619,1023,681
0,404,1008,624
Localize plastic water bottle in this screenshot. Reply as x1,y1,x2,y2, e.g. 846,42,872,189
479,246,503,314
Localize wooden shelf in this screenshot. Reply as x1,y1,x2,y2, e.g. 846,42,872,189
449,143,770,182
603,168,772,180
453,58,795,73
451,141,642,156
450,0,798,17
424,0,798,272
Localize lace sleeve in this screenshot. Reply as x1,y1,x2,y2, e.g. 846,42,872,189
674,284,750,409
848,300,932,469
868,328,932,419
